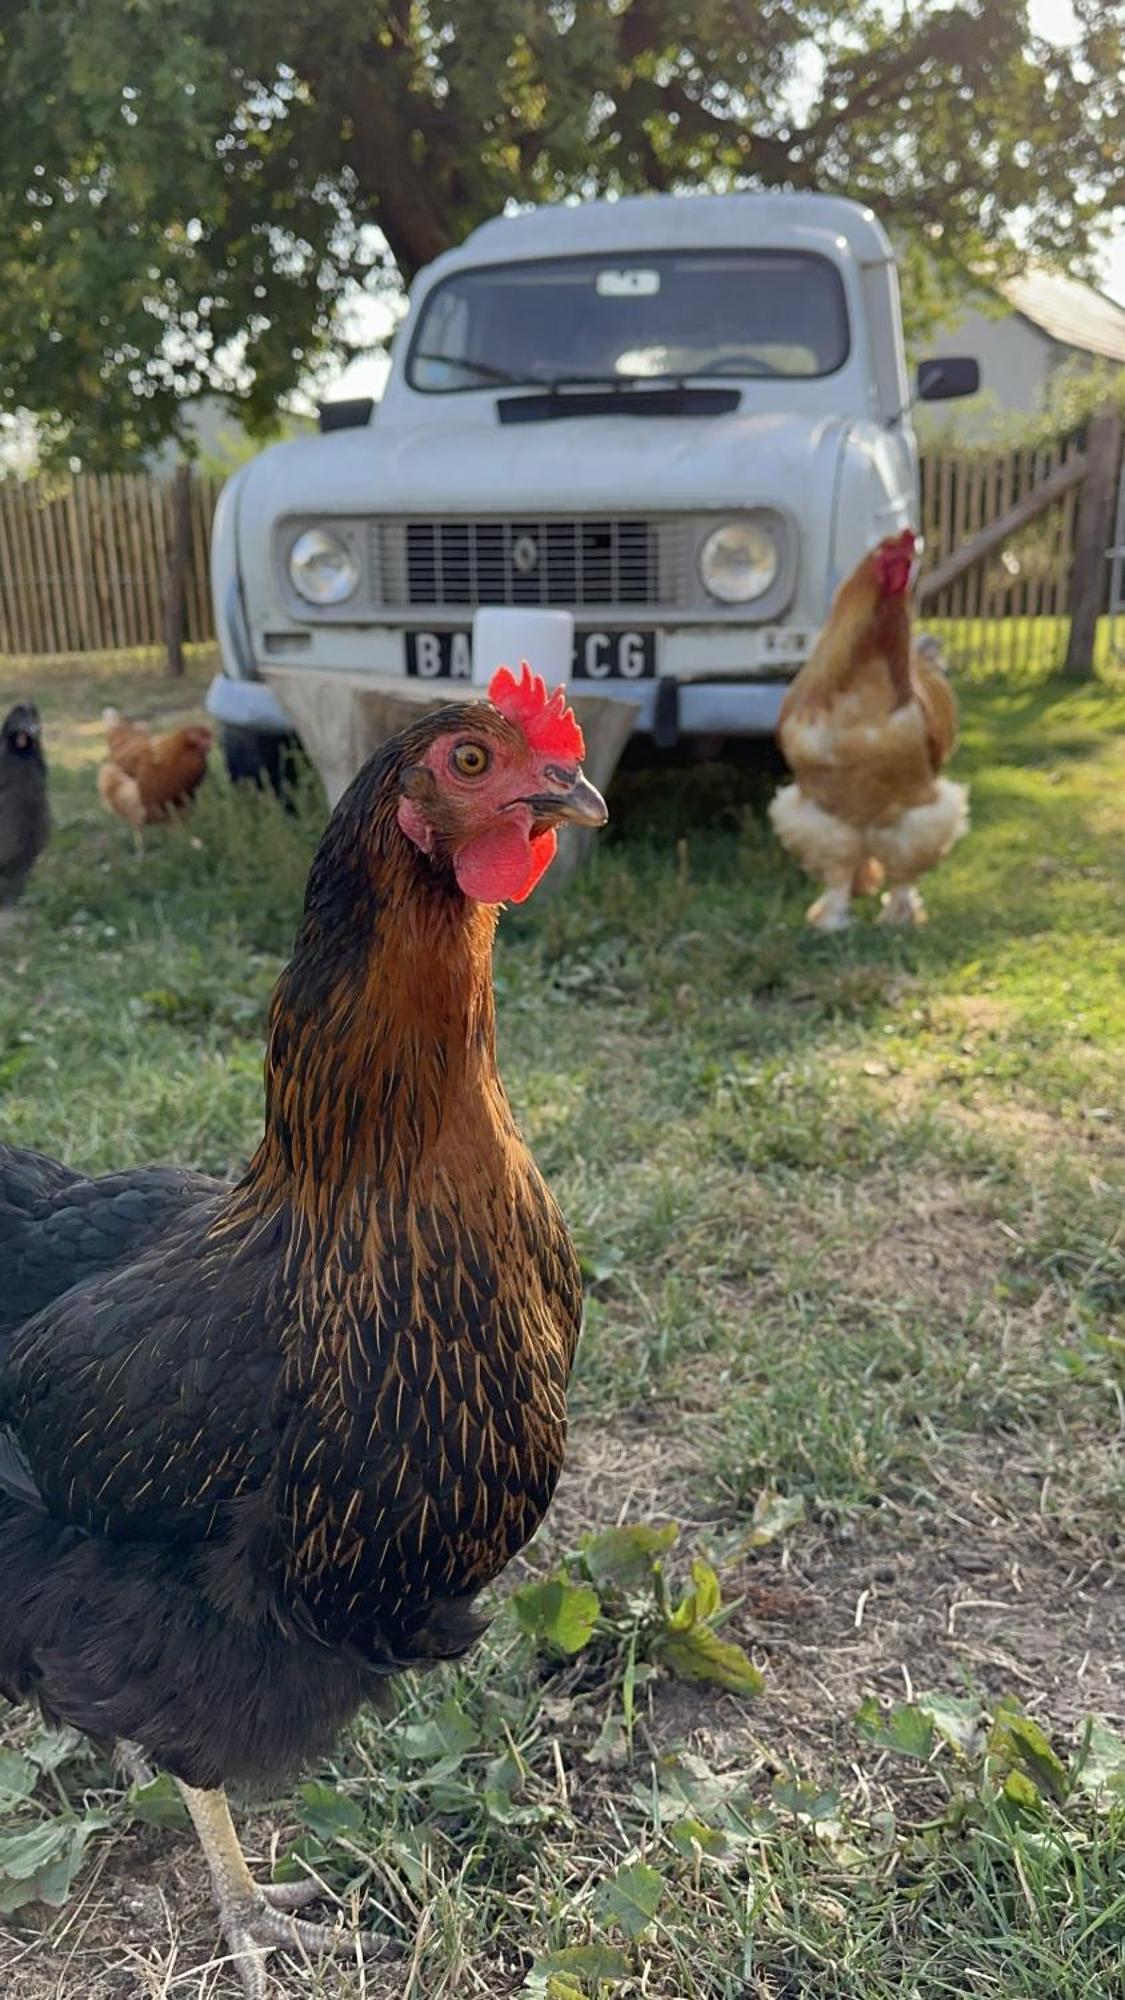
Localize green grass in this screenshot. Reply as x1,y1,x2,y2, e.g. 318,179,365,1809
0,649,1122,1998
925,613,1119,682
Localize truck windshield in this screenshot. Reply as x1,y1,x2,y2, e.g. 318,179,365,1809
408,250,849,393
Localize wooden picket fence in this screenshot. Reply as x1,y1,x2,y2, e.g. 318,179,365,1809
0,471,221,657
0,427,1119,671
919,437,1085,621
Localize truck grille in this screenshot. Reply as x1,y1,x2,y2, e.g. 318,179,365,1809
369,517,690,609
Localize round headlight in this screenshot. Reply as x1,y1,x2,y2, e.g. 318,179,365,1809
699,520,779,604
289,526,360,606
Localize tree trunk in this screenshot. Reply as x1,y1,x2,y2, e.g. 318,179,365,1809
1064,407,1122,680
163,462,193,679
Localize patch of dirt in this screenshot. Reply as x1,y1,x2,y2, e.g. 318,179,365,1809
862,1055,1124,1161
0,1822,405,2000
544,1417,717,1553
818,1173,1011,1319
554,1408,1124,1756
739,1453,1124,1770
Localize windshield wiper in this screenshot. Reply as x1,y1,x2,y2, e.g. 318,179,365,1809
541,361,787,386
412,352,542,388
537,371,691,391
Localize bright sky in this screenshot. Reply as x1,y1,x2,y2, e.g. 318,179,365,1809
326,0,1124,401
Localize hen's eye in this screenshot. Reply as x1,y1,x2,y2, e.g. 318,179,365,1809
452,741,490,778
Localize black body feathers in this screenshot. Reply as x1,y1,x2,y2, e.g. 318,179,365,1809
0,706,583,1791
0,703,50,907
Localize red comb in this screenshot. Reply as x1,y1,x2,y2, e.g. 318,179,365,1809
487,662,585,762
872,529,916,597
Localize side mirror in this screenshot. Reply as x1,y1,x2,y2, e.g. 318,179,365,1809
916,357,980,402
318,397,375,433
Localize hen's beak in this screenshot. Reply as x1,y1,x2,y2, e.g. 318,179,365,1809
523,772,608,828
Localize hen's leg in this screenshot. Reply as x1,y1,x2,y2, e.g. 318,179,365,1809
176,1780,391,2000
116,1740,155,1788
879,884,927,926
870,781,970,927
806,877,854,931
769,784,863,931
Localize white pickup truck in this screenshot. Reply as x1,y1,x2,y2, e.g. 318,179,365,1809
207,190,977,780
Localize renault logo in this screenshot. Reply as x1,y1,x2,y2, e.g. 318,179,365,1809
511,533,540,577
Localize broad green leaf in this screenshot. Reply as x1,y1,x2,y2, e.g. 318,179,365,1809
595,1859,665,1939
19,1826,104,1909
1002,1768,1043,1812
398,1698,481,1764
585,1713,629,1768
668,1814,730,1860
296,1782,366,1841
652,1752,757,1828
0,1820,74,1881
26,1729,82,1774
580,1522,679,1590
990,1711,1068,1804
668,1556,723,1630
916,1692,988,1757
482,1749,548,1826
657,1623,764,1694
128,1774,191,1828
856,1699,935,1761
748,1490,806,1547
427,1777,480,1815
771,1778,842,1823
1073,1720,1125,1801
527,1943,631,1990
579,1245,626,1286
0,1753,37,1806
689,1557,722,1622
513,1579,601,1655
0,1815,109,1913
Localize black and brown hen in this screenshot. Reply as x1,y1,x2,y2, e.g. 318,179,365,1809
0,668,606,1995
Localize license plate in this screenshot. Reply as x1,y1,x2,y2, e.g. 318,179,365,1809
405,631,474,680
405,629,657,682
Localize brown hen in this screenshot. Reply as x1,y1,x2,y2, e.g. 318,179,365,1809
96,707,213,837
770,529,968,929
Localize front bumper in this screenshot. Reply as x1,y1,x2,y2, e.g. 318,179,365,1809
206,669,789,740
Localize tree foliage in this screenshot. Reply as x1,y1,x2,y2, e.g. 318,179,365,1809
0,0,1122,466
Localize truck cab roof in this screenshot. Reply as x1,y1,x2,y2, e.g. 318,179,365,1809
424,191,896,286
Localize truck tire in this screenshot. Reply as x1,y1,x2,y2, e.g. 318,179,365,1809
219,724,303,802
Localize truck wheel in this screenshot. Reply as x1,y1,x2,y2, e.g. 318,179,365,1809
219,724,304,802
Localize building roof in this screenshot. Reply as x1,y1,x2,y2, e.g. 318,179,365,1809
1000,268,1125,364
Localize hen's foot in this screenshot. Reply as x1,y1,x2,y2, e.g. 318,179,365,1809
806,890,852,931
175,1779,395,2000
221,1888,394,1998
879,886,927,926
258,1877,321,1911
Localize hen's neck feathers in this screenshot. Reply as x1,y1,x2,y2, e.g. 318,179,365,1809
796,581,913,710
246,735,505,1218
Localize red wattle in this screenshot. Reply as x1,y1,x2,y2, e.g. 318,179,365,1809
454,819,558,904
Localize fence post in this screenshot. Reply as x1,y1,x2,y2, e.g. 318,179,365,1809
163,462,193,677
1064,406,1122,679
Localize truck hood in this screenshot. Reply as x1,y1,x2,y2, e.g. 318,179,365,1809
241,409,851,517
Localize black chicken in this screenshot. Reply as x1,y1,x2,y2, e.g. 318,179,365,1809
0,669,605,1995
0,702,50,907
